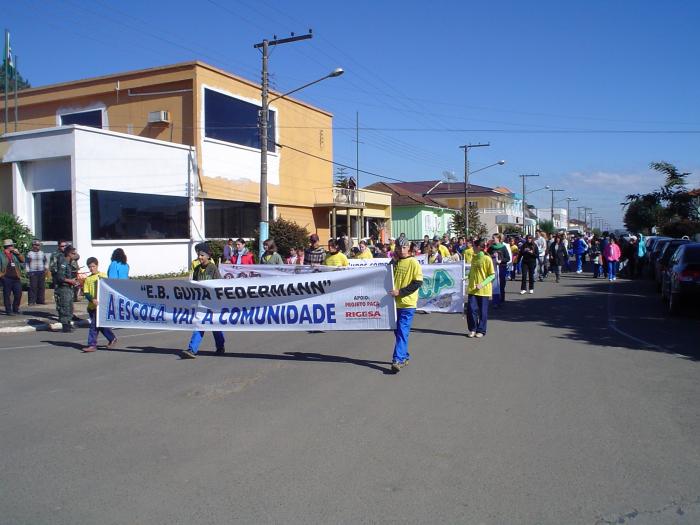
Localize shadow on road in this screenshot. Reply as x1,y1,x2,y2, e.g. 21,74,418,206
494,273,700,361
112,346,395,374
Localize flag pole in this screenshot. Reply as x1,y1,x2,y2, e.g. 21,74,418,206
13,54,17,132
4,30,9,134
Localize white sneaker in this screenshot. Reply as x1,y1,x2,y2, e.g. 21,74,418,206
520,290,527,295
529,290,534,294
475,332,484,338
467,331,476,338
576,270,582,274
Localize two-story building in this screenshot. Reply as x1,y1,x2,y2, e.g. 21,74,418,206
0,61,371,274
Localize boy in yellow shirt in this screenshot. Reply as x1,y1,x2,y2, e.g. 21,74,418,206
388,237,423,372
82,257,117,352
324,239,349,266
466,239,495,338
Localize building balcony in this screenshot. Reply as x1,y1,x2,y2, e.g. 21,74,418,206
314,187,366,208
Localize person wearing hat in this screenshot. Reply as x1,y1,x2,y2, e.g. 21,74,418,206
54,245,80,331
1,239,26,315
304,234,326,265
181,243,225,359
25,239,49,306
388,236,423,373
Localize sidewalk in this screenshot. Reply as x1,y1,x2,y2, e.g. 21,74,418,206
0,289,89,333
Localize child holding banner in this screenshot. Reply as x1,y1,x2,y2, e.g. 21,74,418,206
81,257,118,353
388,237,423,373
180,244,225,359
465,239,495,338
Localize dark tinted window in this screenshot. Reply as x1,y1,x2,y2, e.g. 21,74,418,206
682,246,700,264
34,191,73,241
60,110,103,128
90,190,188,240
205,199,271,238
204,88,275,152
660,241,688,264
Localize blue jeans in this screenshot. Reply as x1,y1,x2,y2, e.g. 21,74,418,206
188,330,225,354
593,262,603,278
392,308,415,363
576,254,583,272
2,276,22,313
498,265,507,303
467,294,489,335
607,261,617,280
87,309,115,347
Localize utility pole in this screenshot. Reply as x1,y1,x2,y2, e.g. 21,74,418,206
254,31,313,257
520,174,539,235
459,143,489,237
565,197,577,231
548,189,564,228
582,207,592,230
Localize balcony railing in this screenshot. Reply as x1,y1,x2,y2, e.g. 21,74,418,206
315,187,366,207
481,207,522,216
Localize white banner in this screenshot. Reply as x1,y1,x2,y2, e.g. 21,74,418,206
97,267,396,331
417,262,465,313
219,261,465,314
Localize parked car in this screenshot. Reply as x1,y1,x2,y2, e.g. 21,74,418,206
648,238,673,279
654,239,691,288
661,243,700,314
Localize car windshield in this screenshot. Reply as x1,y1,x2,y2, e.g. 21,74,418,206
683,246,700,264
661,241,689,263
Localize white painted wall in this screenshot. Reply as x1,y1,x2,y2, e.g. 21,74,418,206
2,126,204,276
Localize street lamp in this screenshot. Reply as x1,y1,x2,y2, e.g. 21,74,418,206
255,35,344,256
564,197,577,230
459,143,491,237
426,160,505,196
520,175,545,236
548,188,564,229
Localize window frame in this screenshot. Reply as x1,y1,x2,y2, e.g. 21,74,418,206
57,107,106,129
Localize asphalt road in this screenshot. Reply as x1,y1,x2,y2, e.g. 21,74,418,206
1,273,699,524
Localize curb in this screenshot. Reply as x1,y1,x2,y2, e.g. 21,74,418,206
0,319,90,334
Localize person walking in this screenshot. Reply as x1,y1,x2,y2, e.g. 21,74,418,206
535,231,548,281
488,233,510,307
548,234,568,283
180,244,225,359
107,248,129,279
25,240,48,305
604,236,621,281
519,234,539,294
355,239,373,259
54,245,80,332
324,239,349,266
590,237,603,278
231,238,254,264
1,239,25,315
261,239,284,265
222,238,235,262
388,237,423,372
81,257,118,352
508,237,519,281
305,234,326,266
572,234,589,273
465,239,495,338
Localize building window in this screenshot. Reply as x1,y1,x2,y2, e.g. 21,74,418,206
60,109,103,128
90,190,188,240
204,88,275,152
34,191,72,242
468,201,478,208
205,199,271,238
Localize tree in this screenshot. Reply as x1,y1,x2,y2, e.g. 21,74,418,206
452,207,488,239
624,161,699,234
257,216,310,259
623,198,661,234
537,219,555,235
0,66,31,93
0,212,34,254
502,225,523,235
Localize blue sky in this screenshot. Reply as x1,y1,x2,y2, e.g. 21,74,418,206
6,0,700,229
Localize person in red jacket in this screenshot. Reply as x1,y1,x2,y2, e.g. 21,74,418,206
603,236,622,281
230,238,254,264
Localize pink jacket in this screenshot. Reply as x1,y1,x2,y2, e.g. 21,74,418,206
604,243,621,261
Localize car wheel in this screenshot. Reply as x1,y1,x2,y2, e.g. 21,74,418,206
668,292,681,315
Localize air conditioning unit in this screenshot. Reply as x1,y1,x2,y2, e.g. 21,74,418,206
147,110,171,124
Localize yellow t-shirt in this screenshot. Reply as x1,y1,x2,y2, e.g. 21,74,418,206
393,256,423,309
438,244,451,259
467,252,495,297
356,249,373,259
463,247,475,264
324,252,349,266
83,272,107,311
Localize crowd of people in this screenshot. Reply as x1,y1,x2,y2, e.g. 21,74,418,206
1,228,634,373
